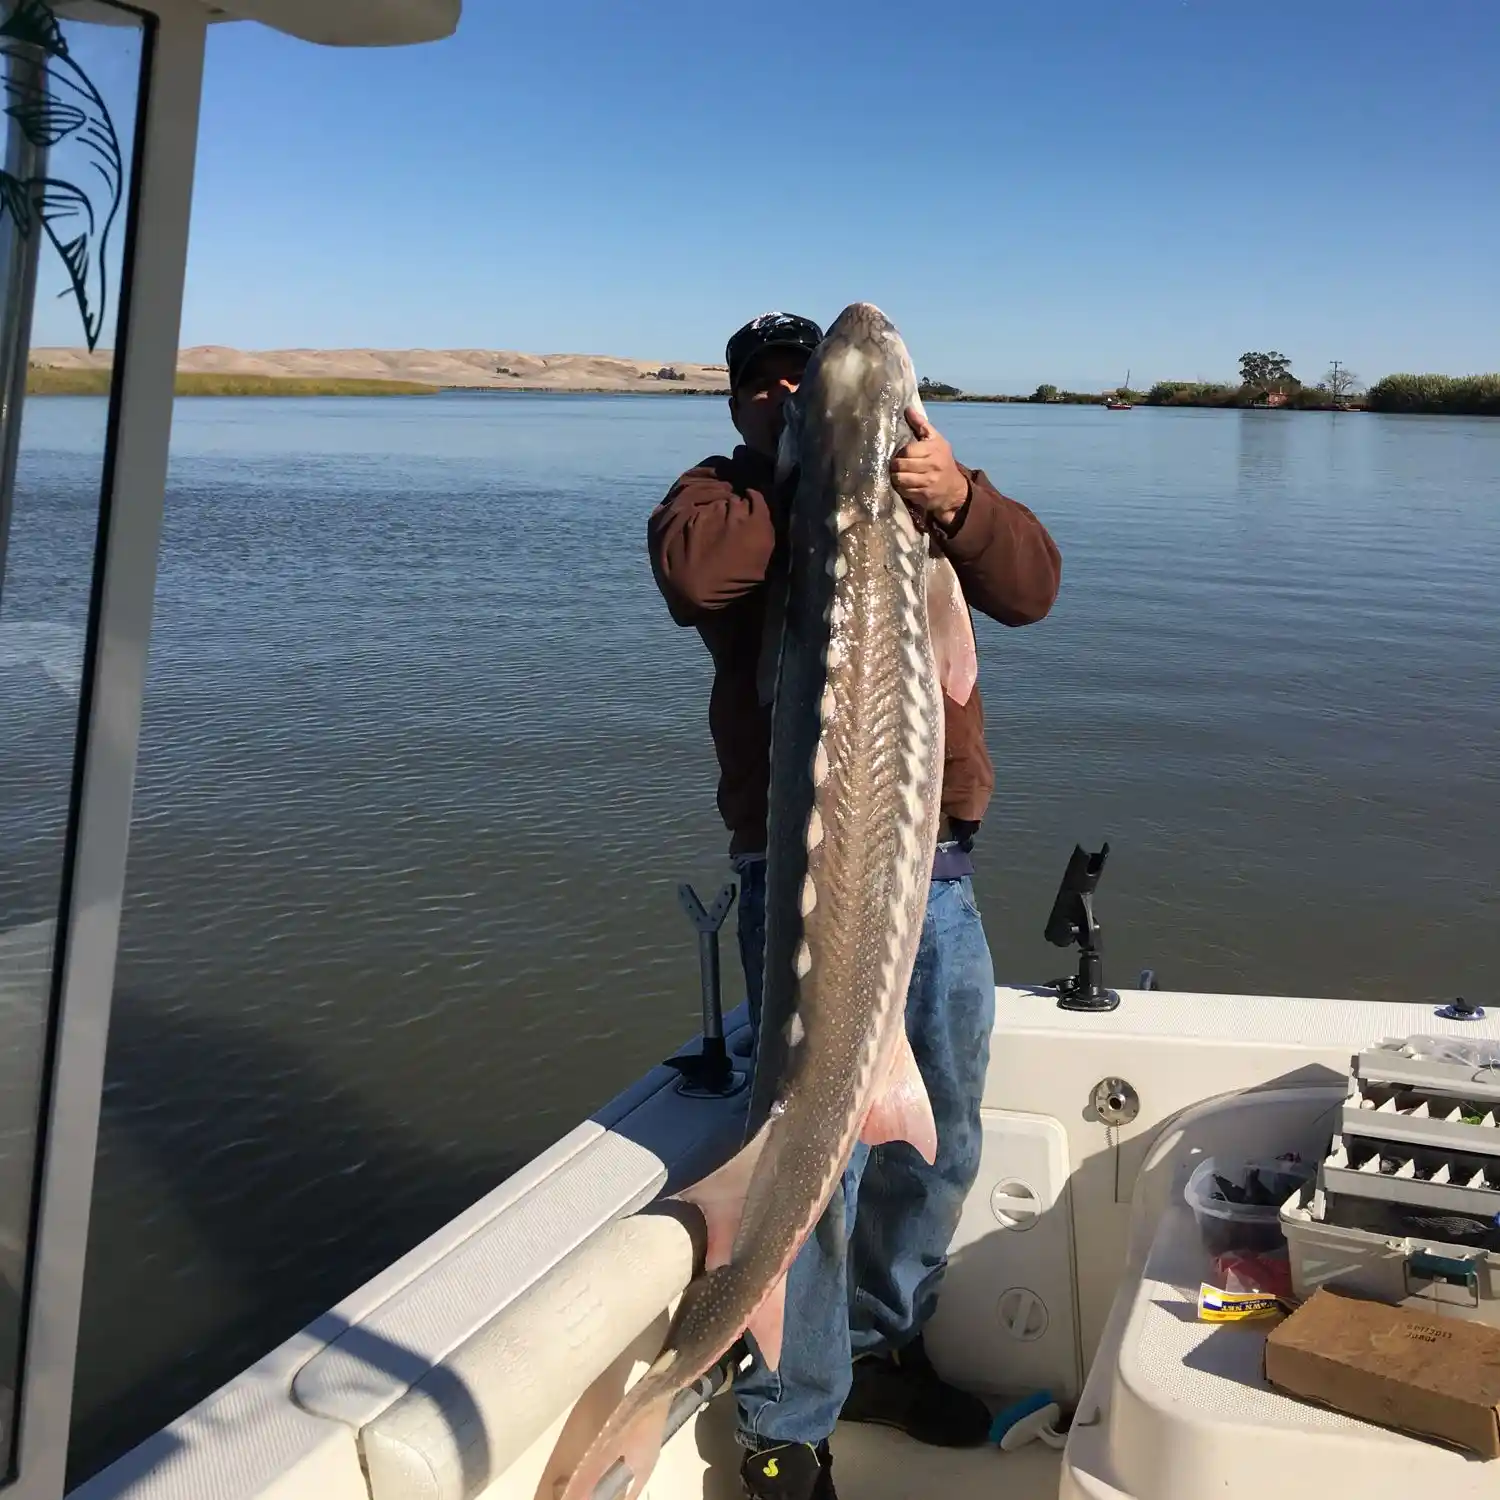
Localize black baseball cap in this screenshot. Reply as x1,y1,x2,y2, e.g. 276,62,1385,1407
726,311,824,392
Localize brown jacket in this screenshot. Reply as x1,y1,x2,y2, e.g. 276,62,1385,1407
648,444,1061,856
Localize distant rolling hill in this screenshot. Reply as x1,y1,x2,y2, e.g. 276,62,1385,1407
29,344,731,394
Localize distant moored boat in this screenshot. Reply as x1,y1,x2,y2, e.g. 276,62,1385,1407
1106,368,1134,409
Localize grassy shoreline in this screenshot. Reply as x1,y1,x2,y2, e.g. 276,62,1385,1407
925,378,1500,417
441,383,726,396
1363,374,1500,417
27,367,441,397
28,363,1500,416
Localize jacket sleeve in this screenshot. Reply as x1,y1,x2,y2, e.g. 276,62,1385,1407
647,458,776,625
935,465,1062,626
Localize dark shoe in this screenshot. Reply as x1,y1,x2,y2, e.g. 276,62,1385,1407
840,1334,991,1447
740,1439,836,1500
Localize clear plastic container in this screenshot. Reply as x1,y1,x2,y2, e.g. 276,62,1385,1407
1184,1156,1314,1256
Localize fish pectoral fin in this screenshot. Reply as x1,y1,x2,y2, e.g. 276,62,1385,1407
672,1121,772,1271
746,1271,789,1371
927,553,978,707
755,556,789,708
859,1030,939,1165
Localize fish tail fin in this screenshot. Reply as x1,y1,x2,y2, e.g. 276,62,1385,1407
860,1028,938,1165
927,552,978,706
555,1360,678,1500
672,1120,772,1270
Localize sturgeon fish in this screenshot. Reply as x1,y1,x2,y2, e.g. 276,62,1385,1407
557,303,977,1500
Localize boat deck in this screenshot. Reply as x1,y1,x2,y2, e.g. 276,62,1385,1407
835,1422,1061,1500
688,1396,1062,1500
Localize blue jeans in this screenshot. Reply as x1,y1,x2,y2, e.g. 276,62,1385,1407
728,852,996,1448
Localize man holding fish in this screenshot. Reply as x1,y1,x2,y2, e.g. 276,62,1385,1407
626,309,1060,1500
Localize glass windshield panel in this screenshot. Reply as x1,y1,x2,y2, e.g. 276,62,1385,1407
0,0,147,1477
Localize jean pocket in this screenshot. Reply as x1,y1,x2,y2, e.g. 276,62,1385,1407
956,875,982,920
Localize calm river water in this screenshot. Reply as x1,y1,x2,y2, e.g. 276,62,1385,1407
6,393,1499,1478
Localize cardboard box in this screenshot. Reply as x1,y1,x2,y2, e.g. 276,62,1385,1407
1265,1287,1500,1458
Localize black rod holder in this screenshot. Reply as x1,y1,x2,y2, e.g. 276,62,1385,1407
1044,843,1120,1013
664,881,748,1097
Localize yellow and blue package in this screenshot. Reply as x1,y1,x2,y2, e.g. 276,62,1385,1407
1197,1284,1285,1323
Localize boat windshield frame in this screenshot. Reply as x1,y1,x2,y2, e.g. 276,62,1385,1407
2,6,202,1497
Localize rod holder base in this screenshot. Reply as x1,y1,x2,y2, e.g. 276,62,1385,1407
1054,980,1121,1014
670,1063,750,1101
665,1031,748,1098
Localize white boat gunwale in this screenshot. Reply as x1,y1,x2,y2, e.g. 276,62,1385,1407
67,990,1500,1500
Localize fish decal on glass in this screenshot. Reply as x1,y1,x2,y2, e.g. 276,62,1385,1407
0,0,125,351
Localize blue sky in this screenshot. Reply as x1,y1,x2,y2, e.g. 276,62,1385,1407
39,0,1500,392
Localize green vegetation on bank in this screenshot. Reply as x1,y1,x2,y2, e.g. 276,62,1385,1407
1144,369,1500,416
1028,384,1148,406
924,352,1500,416
28,359,1500,416
1363,374,1500,417
918,377,964,399
27,366,440,397
1142,381,1347,410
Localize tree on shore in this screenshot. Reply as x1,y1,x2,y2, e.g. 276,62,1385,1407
1239,351,1295,398
1324,362,1362,402
919,377,962,398
1031,383,1059,403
